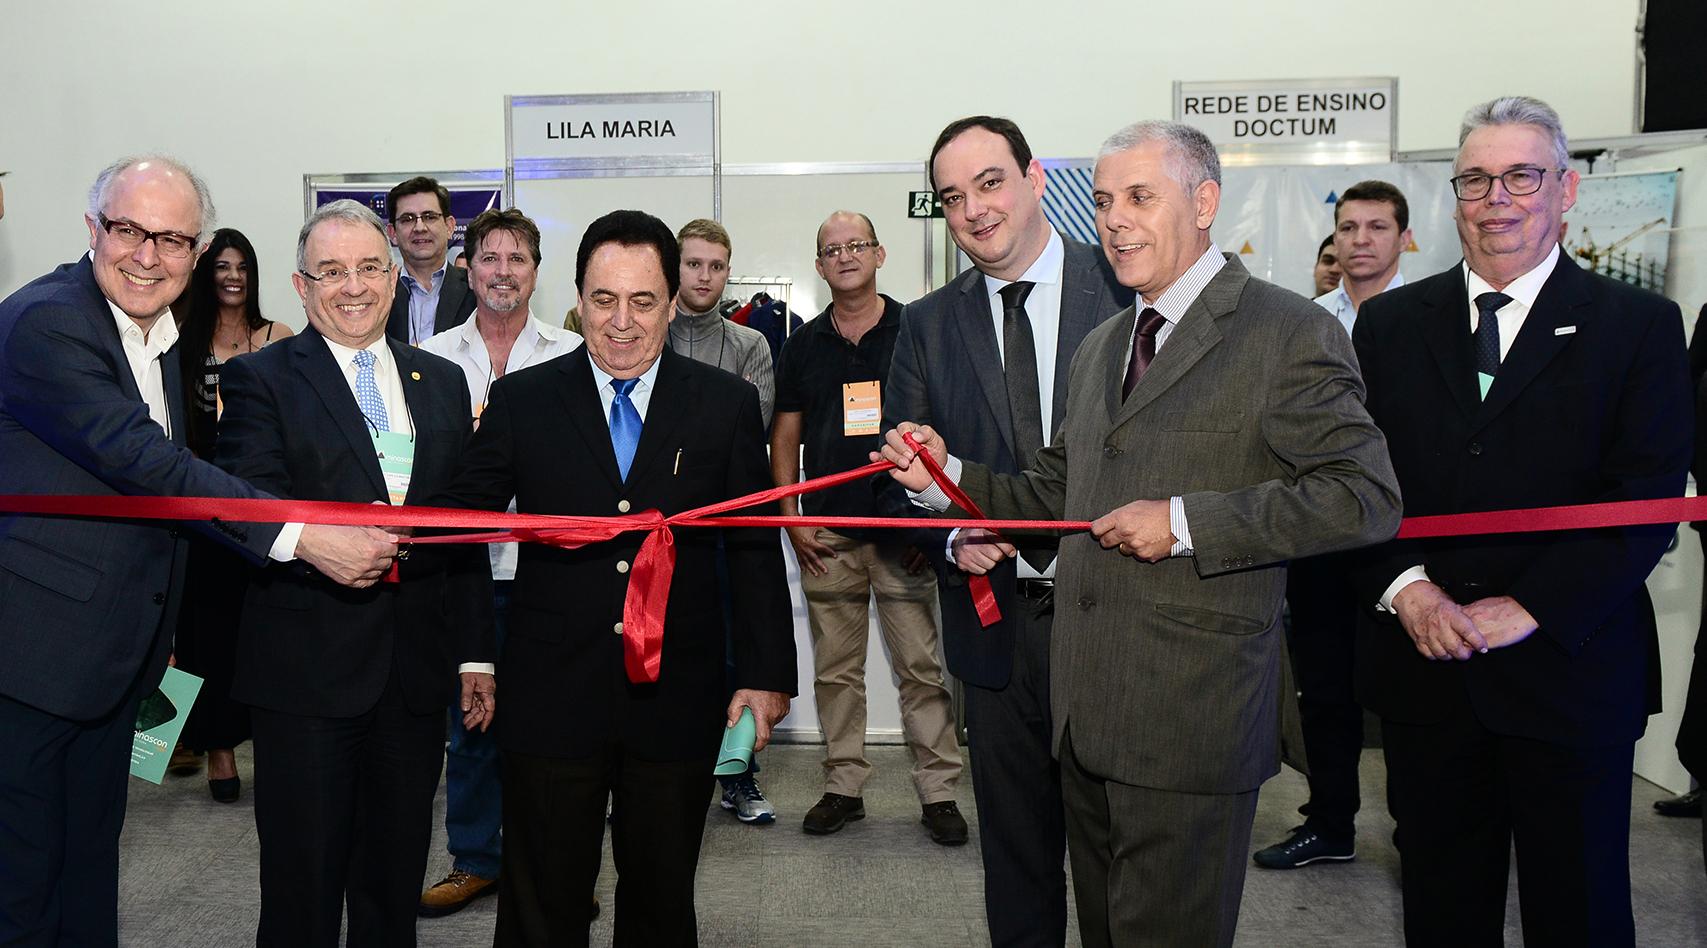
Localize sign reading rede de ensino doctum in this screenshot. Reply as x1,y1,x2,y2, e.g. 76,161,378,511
508,92,717,163
1173,78,1397,165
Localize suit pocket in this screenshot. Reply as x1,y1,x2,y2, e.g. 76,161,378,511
1153,599,1267,636
1160,410,1244,433
0,535,102,602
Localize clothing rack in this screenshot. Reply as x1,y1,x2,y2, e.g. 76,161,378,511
723,276,791,313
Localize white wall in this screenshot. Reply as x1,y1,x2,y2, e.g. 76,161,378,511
0,0,1644,324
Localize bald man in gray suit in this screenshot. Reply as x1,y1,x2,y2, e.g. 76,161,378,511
884,120,1401,948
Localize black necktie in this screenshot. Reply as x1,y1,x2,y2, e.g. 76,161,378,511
1122,308,1167,402
999,282,1044,468
1472,292,1511,391
998,281,1052,572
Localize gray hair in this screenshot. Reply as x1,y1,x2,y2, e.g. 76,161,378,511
1458,96,1570,171
1096,121,1222,193
296,199,389,271
87,154,216,246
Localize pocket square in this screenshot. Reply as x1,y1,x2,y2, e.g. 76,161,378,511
1555,326,1577,336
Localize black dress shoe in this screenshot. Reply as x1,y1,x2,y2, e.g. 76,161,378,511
802,793,865,834
1654,788,1702,818
921,801,968,845
1253,826,1355,869
208,776,240,804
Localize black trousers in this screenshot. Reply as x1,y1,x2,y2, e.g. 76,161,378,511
495,737,716,948
1283,552,1363,844
250,666,444,948
0,662,155,948
1383,698,1636,948
962,597,1068,948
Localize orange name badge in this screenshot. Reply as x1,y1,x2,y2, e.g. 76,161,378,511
843,380,881,437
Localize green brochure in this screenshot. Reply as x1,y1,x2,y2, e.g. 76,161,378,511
715,706,757,776
131,666,203,784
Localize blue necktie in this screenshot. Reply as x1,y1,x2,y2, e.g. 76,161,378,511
610,378,642,481
353,349,390,431
1472,291,1511,399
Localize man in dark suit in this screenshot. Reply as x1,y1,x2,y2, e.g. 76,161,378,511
385,176,476,345
0,158,396,947
880,116,1131,948
1352,96,1692,948
435,209,797,947
884,119,1401,948
215,199,496,948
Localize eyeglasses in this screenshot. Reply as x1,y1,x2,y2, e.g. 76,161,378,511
394,211,445,227
299,263,393,285
818,239,880,260
1449,168,1562,201
96,213,198,258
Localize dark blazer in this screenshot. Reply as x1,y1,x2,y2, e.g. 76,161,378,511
1352,256,1692,749
0,257,280,721
1679,306,1707,778
434,344,797,761
215,327,494,718
882,237,1132,688
955,256,1400,792
385,263,476,344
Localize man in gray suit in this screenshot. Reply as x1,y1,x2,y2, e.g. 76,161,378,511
882,116,1132,948
883,120,1402,948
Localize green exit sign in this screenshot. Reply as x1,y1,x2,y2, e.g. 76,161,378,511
907,191,943,218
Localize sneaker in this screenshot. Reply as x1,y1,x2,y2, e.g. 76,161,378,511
921,801,968,845
418,869,498,918
720,773,776,824
1252,826,1355,869
802,792,865,834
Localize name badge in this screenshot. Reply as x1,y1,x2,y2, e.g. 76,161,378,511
843,380,881,437
370,428,416,505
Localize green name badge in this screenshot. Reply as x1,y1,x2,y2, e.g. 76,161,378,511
131,666,204,784
371,428,415,505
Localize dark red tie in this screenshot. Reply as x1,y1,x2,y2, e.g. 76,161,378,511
1122,308,1167,401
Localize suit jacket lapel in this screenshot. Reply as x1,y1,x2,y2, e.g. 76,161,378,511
1416,265,1483,422
628,347,695,482
164,346,188,448
1107,256,1238,425
1054,244,1101,434
296,329,387,497
391,343,432,504
71,258,145,403
556,349,626,491
1473,256,1593,429
948,268,1017,460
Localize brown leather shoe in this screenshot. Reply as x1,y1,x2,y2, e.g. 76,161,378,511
167,743,202,776
418,870,498,918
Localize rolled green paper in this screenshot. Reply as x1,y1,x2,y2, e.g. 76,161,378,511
714,706,757,775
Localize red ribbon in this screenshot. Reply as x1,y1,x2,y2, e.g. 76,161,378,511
900,432,1005,627
3,477,1702,684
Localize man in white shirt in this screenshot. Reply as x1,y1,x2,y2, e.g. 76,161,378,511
417,207,580,918
1313,179,1412,335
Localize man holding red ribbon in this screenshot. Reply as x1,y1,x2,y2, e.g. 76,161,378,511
883,119,1403,948
1352,96,1693,948
433,209,796,948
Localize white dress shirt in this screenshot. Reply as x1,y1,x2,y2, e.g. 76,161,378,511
421,311,582,581
1314,270,1407,336
590,351,663,423
1377,244,1562,611
104,297,177,440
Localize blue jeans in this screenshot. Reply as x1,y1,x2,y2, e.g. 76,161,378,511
445,583,508,878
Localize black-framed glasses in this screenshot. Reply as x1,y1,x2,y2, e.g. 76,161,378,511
1449,168,1563,201
394,211,445,227
96,213,198,258
818,239,880,260
299,263,393,285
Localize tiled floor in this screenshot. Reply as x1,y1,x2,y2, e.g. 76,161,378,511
118,742,1707,946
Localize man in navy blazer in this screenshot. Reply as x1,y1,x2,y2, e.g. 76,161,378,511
1353,97,1693,948
0,158,397,947
215,200,496,948
881,116,1132,948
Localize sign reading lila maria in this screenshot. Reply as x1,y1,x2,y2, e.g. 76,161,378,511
506,91,719,176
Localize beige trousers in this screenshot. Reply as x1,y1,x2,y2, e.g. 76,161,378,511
800,529,962,803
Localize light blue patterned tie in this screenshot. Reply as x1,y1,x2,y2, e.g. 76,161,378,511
353,349,389,431
610,378,642,481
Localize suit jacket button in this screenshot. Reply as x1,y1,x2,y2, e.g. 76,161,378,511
1468,442,1483,455
1222,557,1232,568
1103,445,1121,458
617,560,630,574
613,621,624,634
618,500,631,513
152,592,166,605
168,528,181,539
1077,597,1094,611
